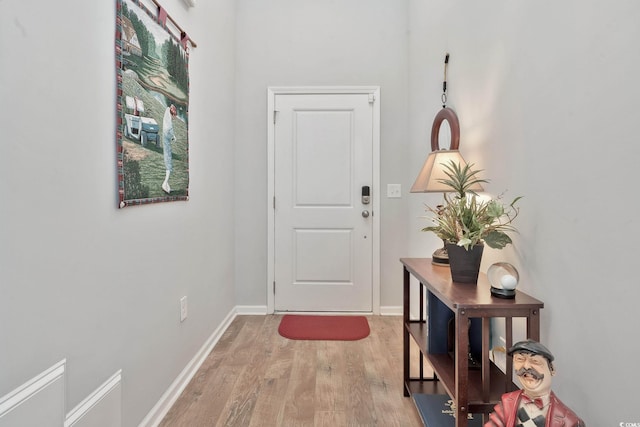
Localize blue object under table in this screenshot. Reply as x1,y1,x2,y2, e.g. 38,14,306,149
413,394,483,427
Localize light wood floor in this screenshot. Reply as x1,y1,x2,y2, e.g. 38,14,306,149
159,315,424,427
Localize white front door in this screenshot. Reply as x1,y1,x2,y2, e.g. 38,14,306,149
268,88,379,312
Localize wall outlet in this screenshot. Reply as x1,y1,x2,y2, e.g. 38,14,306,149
387,184,402,198
180,296,188,322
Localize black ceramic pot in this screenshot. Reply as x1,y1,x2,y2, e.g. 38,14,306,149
445,243,484,283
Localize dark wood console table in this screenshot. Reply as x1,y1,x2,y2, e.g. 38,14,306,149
401,258,544,426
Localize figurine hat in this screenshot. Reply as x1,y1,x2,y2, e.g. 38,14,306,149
508,340,554,362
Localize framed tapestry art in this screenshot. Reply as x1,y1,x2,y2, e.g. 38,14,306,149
115,0,190,207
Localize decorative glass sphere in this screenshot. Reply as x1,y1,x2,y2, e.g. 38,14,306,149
488,262,519,298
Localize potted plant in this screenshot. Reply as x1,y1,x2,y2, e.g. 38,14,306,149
422,160,521,283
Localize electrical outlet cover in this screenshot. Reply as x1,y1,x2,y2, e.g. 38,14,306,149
180,296,188,322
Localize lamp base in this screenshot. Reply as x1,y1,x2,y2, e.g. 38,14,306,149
431,246,449,266
490,287,516,299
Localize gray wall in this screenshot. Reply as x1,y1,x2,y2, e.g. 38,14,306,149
234,0,410,309
0,0,237,425
408,1,640,425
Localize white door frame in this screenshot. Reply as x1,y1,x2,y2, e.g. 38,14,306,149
267,86,380,314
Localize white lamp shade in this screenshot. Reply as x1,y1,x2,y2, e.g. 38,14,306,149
410,150,483,193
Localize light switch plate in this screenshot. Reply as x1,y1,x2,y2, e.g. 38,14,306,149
387,184,402,198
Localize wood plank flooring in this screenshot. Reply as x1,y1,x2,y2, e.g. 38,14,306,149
159,315,424,427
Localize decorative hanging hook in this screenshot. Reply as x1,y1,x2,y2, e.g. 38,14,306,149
441,53,449,108
152,0,197,48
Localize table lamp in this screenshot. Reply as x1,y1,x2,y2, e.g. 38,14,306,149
410,107,483,265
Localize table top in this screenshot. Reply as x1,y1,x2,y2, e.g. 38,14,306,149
400,258,544,311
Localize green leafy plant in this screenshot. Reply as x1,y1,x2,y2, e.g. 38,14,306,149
422,161,521,250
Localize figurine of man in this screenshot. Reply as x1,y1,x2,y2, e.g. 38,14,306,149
485,340,585,427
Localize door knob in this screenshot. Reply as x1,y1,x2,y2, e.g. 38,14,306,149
362,210,370,218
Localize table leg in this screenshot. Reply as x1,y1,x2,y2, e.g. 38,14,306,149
505,317,513,393
403,266,410,397
455,309,469,427
527,309,540,342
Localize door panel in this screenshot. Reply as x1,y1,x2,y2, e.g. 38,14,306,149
294,229,352,282
274,93,373,312
295,111,352,206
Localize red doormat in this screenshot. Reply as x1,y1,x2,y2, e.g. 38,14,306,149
278,315,370,341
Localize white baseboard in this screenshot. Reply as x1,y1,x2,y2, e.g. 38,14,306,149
64,370,122,427
139,308,238,427
379,306,402,316
235,305,268,315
